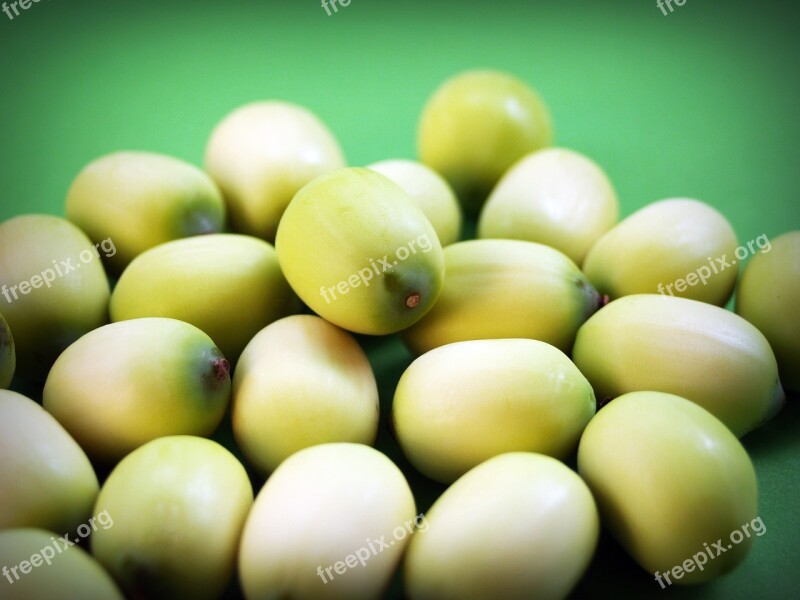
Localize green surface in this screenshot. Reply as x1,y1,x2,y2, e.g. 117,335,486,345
1,0,799,598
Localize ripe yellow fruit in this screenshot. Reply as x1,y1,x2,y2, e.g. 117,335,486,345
573,294,784,436
0,312,14,388
578,391,759,585
393,339,595,484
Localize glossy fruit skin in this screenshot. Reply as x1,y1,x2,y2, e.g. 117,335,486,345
578,392,759,584
582,198,739,305
0,215,110,380
276,168,444,335
0,312,14,388
393,339,595,484
405,453,598,600
110,233,295,363
239,443,416,600
92,436,253,600
205,101,345,241
0,529,124,600
736,231,800,391
233,315,379,474
402,239,601,356
478,148,619,265
572,294,784,437
0,390,99,534
65,151,226,273
367,159,463,246
43,318,231,463
418,70,552,215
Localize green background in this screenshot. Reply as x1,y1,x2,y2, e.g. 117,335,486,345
1,0,799,598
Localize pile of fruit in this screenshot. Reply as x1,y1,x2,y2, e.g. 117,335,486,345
0,70,797,600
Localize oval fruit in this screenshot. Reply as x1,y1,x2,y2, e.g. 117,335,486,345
233,315,379,474
276,168,444,335
0,312,14,388
239,443,416,600
0,529,123,600
393,339,595,484
736,231,800,391
110,233,295,363
578,391,759,584
367,159,462,246
478,148,619,265
0,390,98,533
572,294,783,436
402,239,601,356
205,101,345,241
0,215,110,380
92,436,253,600
65,151,226,273
418,70,552,215
405,453,598,600
582,198,738,305
43,318,231,463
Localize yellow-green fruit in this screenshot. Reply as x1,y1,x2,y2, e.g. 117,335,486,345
0,529,123,600
0,312,14,388
65,151,226,273
0,390,98,533
239,443,416,600
405,453,598,600
578,392,759,584
233,315,379,474
367,159,462,246
573,294,784,436
478,148,618,265
582,198,738,305
276,168,444,335
110,234,295,363
0,215,110,380
418,70,552,215
43,318,231,463
92,436,253,600
393,339,595,484
205,101,345,241
402,239,601,356
736,231,800,391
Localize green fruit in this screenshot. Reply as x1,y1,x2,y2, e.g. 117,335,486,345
0,390,98,533
367,159,462,246
573,294,784,436
65,151,226,273
0,529,123,600
405,453,598,600
0,215,110,380
402,239,601,356
43,318,231,463
233,315,379,474
110,233,295,363
478,148,618,265
92,436,253,600
736,231,800,391
578,392,759,584
276,168,444,335
583,198,738,304
205,101,345,241
418,70,552,215
239,443,416,600
0,312,15,388
393,339,595,484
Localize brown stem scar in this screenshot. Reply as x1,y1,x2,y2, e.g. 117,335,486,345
405,292,421,308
